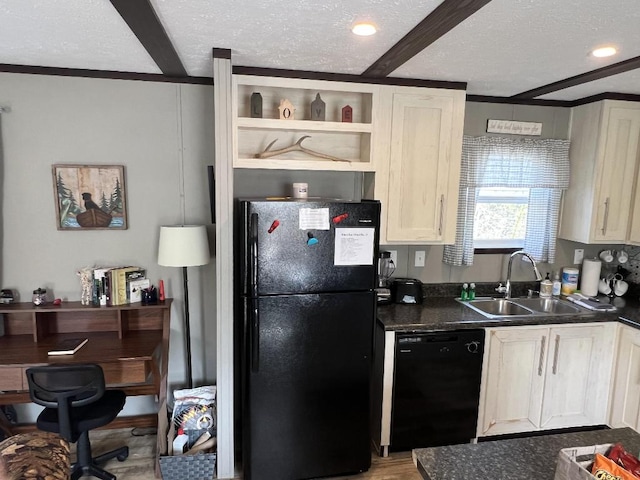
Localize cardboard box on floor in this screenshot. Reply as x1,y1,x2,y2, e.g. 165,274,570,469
554,444,613,480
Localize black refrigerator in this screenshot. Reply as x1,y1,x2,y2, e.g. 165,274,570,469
236,198,381,480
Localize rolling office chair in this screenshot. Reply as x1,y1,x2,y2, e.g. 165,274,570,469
26,364,129,480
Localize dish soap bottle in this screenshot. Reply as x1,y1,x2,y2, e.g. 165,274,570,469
461,283,469,301
540,272,553,298
552,272,561,297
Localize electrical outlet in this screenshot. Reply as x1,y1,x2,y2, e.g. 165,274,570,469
574,249,584,264
415,250,426,267
388,250,398,267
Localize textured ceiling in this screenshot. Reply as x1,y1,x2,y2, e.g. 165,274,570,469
392,0,640,99
1,0,639,101
152,0,443,76
0,0,159,73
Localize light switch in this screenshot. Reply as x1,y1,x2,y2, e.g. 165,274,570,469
415,250,426,267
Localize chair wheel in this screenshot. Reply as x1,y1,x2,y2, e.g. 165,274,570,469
117,453,129,462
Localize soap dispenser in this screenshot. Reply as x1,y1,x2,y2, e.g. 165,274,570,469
540,272,553,298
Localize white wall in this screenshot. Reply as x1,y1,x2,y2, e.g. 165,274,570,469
0,72,215,418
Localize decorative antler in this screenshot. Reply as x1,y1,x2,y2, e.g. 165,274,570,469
255,136,351,163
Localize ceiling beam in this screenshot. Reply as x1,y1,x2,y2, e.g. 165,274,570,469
233,65,466,90
0,63,211,84
361,0,493,78
512,55,640,99
109,0,187,77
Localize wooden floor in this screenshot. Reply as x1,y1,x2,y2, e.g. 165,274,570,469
88,428,422,480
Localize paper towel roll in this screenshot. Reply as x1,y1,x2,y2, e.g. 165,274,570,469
581,258,602,297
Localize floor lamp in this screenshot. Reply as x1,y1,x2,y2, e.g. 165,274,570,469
158,225,210,389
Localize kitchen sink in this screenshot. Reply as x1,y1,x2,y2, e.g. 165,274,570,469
462,298,532,317
457,297,586,319
513,297,582,315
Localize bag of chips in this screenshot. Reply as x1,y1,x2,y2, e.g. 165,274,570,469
592,453,639,480
608,443,640,477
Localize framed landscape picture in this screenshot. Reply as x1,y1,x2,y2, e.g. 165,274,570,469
52,164,127,230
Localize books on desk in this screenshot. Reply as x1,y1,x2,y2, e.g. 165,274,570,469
47,338,89,356
92,266,146,306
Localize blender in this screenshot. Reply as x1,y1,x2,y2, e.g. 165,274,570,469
376,251,396,304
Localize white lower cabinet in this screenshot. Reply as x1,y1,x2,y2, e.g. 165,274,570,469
478,323,616,437
609,324,640,430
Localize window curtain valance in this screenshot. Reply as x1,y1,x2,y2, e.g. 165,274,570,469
443,135,570,267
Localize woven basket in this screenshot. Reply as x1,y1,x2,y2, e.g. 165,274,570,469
159,452,216,480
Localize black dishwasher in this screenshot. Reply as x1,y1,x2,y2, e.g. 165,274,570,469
391,329,485,451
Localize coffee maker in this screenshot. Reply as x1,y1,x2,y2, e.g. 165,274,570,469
376,251,395,304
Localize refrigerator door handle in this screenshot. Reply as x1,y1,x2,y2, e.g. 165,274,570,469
250,298,259,371
250,213,259,371
250,213,259,297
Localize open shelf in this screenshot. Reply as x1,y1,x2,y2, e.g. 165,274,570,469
233,75,378,171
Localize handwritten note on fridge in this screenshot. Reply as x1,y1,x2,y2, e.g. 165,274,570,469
334,228,375,266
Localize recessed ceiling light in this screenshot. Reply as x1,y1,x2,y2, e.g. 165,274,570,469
592,46,617,58
352,22,377,36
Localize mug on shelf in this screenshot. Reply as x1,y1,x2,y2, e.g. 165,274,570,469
599,250,614,263
617,250,629,264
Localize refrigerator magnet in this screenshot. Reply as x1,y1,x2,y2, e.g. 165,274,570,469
307,232,319,246
332,213,349,224
334,228,375,266
268,220,280,233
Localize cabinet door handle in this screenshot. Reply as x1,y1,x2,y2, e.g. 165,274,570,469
538,336,546,376
438,195,444,236
552,334,560,375
602,197,610,235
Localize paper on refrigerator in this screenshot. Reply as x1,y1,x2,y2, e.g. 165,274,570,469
334,228,375,266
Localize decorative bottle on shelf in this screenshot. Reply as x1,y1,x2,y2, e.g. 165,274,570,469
250,92,263,118
310,93,325,121
341,105,353,122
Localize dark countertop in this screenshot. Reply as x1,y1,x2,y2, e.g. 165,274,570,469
413,427,640,480
377,294,640,332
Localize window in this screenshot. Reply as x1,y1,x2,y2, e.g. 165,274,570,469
443,135,570,267
473,187,529,249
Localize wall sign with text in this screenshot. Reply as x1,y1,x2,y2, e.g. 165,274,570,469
486,119,543,136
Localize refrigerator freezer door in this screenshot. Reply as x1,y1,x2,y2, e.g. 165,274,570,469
243,291,374,480
240,200,380,295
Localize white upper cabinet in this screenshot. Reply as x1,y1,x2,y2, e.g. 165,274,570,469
233,75,380,171
376,86,466,244
559,101,640,243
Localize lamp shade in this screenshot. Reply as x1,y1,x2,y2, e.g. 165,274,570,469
158,225,210,267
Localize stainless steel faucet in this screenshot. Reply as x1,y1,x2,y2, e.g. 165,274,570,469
496,250,543,299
